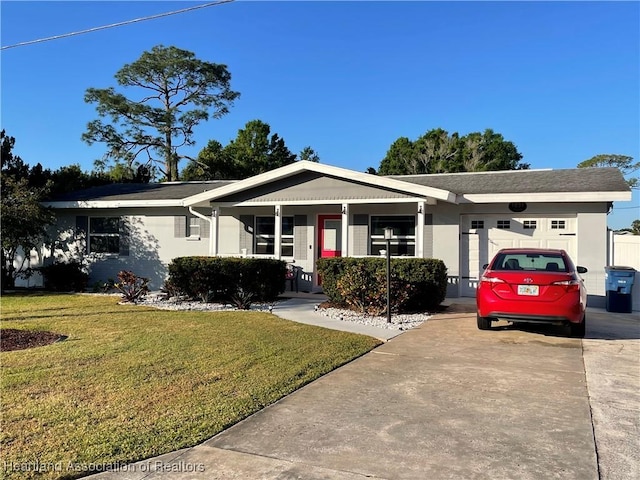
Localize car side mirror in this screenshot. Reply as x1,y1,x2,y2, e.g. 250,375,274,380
577,266,588,274
482,264,489,270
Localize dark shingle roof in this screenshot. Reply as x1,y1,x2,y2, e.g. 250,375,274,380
50,181,235,202
48,167,629,203
388,167,630,195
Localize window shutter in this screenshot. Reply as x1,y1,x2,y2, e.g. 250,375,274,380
200,218,210,238
119,217,130,256
174,216,187,238
424,214,433,258
353,214,369,256
239,215,254,254
76,216,88,253
294,215,307,260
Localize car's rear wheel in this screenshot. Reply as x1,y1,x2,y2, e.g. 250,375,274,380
477,314,492,330
569,314,586,338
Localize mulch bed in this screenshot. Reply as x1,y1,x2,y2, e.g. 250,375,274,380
0,329,66,352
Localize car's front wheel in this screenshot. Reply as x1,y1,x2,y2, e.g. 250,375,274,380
569,314,586,338
477,314,492,330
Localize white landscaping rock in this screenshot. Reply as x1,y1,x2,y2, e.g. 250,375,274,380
136,293,429,331
317,306,429,331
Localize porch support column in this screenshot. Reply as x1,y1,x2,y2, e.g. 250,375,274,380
274,204,282,259
341,203,349,257
416,201,425,258
211,206,219,256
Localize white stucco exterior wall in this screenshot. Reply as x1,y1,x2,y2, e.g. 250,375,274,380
25,209,214,290
432,203,461,297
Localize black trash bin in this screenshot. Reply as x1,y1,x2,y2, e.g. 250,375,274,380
604,266,636,313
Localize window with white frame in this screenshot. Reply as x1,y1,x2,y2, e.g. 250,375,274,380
255,216,294,256
523,220,537,229
497,220,511,229
89,217,120,254
281,216,294,256
370,215,416,256
471,220,484,229
551,220,566,229
188,216,201,238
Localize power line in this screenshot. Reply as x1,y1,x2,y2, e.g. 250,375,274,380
1,0,235,51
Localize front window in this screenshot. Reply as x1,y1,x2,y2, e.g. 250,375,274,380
255,216,294,256
370,215,416,256
89,217,120,254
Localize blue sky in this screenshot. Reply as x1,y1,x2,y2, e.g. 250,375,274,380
1,0,638,229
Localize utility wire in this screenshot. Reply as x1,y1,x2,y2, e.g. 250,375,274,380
1,0,235,51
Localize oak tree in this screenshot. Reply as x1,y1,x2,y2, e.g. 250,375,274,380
377,128,527,175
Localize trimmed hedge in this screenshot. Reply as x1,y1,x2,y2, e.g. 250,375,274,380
38,261,89,292
167,257,287,304
316,257,448,313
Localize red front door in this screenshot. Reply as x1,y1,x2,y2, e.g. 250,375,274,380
317,215,342,286
318,215,342,258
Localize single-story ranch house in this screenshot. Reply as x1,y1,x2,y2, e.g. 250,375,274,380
41,161,631,304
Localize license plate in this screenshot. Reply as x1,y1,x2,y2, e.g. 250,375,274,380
518,285,539,296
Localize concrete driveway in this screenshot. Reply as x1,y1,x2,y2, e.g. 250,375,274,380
94,305,639,480
582,308,639,480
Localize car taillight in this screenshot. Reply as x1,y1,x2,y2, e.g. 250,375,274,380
480,275,505,285
551,279,580,292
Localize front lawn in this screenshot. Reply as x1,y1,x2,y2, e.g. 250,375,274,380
0,293,381,479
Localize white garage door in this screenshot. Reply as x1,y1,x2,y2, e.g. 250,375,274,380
460,215,577,297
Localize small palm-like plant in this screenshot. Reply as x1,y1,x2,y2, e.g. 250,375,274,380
231,287,254,310
107,270,149,303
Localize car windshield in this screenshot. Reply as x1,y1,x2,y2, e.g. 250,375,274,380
492,253,568,272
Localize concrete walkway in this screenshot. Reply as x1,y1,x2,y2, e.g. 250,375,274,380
269,293,405,342
91,300,639,480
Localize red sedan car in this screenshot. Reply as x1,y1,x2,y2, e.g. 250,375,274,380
476,248,587,337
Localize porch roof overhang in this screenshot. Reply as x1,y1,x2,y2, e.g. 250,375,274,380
182,161,457,207
214,196,436,208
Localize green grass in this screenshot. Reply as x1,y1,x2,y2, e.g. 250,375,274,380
0,293,381,479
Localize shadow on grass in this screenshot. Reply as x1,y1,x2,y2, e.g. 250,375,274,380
1,308,143,322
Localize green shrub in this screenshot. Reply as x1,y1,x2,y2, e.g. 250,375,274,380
335,262,415,315
393,258,448,311
167,257,287,305
316,257,359,304
38,261,89,292
317,257,447,313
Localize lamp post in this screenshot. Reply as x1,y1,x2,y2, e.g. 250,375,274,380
384,227,393,323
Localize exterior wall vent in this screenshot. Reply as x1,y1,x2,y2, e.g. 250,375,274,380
508,202,527,212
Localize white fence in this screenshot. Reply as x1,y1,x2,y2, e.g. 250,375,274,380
609,233,640,312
